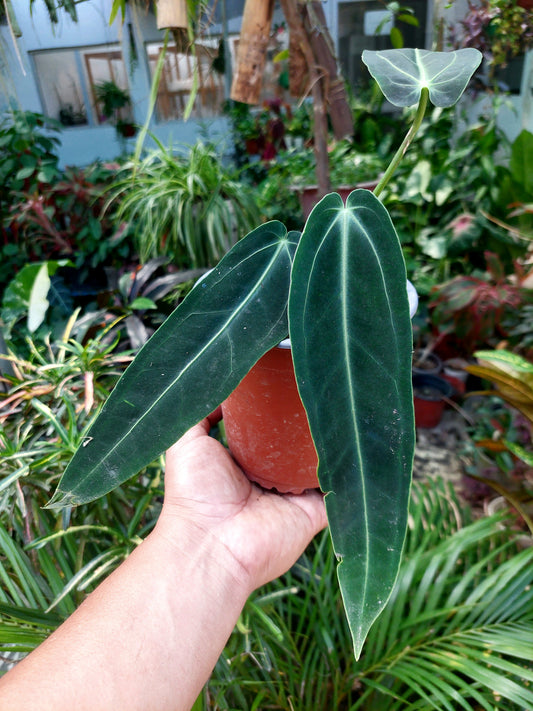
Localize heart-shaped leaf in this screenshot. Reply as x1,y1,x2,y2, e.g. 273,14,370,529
362,48,482,107
49,222,299,507
289,190,415,659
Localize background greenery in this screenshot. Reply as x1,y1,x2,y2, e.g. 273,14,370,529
1,88,533,704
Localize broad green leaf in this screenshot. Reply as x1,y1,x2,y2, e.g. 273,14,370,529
390,26,403,49
466,359,533,424
474,349,533,378
49,222,299,507
15,165,36,180
510,129,533,195
289,190,415,659
504,439,533,466
129,296,157,310
466,363,533,400
362,48,482,107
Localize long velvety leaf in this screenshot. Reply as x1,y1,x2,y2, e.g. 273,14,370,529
289,190,415,659
49,222,298,507
362,48,482,107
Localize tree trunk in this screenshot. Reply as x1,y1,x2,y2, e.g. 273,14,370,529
302,2,353,141
230,0,275,104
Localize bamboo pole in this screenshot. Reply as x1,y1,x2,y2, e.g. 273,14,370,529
156,0,188,30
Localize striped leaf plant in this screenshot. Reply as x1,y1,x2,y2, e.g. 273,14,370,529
49,48,482,658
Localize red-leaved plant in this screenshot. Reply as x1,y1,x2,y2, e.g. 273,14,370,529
429,251,532,356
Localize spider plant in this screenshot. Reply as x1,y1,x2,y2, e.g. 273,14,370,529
106,140,260,268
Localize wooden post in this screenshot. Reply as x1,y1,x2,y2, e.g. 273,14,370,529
230,0,275,104
156,0,188,30
280,0,330,198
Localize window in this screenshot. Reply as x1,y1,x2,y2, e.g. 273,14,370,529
146,40,225,120
337,0,428,90
32,45,129,127
84,49,129,124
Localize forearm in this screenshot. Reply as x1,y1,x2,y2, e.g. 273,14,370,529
0,522,250,711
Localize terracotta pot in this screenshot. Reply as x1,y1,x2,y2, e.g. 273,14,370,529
412,373,453,428
221,343,319,493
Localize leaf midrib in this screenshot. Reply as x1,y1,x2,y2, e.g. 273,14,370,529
70,236,294,489
338,207,402,640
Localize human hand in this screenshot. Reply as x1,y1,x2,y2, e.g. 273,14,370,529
154,410,328,593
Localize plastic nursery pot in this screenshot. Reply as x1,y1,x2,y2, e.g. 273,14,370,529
442,357,469,395
412,373,453,429
221,341,319,494
222,282,419,493
412,349,442,376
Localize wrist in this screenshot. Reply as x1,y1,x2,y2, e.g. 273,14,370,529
150,513,254,599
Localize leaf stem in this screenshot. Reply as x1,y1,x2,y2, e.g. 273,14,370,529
373,87,430,199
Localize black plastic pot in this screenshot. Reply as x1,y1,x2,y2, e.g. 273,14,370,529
412,349,442,376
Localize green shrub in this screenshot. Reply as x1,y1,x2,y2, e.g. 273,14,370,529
385,106,530,283
2,323,533,709
0,110,62,288
0,109,135,301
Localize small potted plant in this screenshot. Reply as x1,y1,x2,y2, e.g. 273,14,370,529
93,80,137,140
453,0,533,89
49,48,481,659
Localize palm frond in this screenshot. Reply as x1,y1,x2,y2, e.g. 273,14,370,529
205,479,533,711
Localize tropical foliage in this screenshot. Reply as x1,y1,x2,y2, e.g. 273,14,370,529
0,29,532,702
0,316,162,661
201,479,533,710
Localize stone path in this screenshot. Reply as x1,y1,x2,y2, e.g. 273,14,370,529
413,408,469,490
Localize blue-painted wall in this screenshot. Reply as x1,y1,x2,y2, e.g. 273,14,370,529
1,0,231,166
2,0,531,168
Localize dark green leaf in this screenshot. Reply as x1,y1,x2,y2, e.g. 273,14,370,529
289,190,415,658
510,129,533,195
362,48,482,107
15,165,36,180
49,222,299,506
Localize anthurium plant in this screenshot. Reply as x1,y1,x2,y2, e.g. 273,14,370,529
49,48,482,658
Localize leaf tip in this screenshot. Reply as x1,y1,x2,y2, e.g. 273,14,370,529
44,489,77,510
